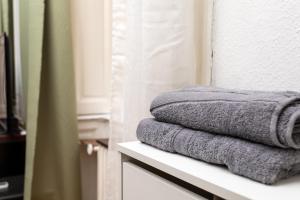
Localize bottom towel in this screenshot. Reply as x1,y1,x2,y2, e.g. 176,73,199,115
136,118,300,185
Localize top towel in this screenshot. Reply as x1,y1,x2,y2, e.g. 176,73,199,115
150,86,300,149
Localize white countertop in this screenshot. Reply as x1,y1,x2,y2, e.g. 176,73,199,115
118,141,300,200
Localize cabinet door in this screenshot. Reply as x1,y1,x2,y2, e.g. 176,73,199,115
72,0,111,115
123,162,207,200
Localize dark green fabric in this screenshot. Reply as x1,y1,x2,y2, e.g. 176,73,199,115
21,0,81,199
21,0,45,198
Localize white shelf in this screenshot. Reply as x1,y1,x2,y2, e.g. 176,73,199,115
118,141,300,200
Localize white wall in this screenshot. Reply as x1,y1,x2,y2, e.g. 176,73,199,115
212,0,300,91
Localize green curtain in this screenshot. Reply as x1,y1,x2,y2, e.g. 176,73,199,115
19,0,82,199
0,0,11,34
20,0,46,198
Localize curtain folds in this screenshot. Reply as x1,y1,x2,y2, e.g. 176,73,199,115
0,0,12,35
21,0,81,199
106,0,198,199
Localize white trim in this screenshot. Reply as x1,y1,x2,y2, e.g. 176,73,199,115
13,0,25,121
78,113,111,121
195,0,214,85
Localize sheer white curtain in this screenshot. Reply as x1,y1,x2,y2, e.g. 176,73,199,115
105,0,198,199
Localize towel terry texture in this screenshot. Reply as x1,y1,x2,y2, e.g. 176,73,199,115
150,86,300,149
137,118,300,184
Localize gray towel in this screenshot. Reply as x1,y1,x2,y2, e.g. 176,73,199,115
137,118,300,185
150,86,300,149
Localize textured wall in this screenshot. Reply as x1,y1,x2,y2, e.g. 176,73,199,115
213,0,300,91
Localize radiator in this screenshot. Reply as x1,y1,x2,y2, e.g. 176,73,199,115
80,140,108,200
97,143,107,200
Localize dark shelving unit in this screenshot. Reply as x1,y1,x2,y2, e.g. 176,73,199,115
0,134,25,200
0,7,25,199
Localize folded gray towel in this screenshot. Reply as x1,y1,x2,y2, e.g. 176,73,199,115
150,86,300,149
137,118,300,184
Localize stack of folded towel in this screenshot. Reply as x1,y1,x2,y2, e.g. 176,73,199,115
136,86,300,184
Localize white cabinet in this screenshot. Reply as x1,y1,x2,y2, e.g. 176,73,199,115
119,141,300,200
123,162,207,200
71,0,111,140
